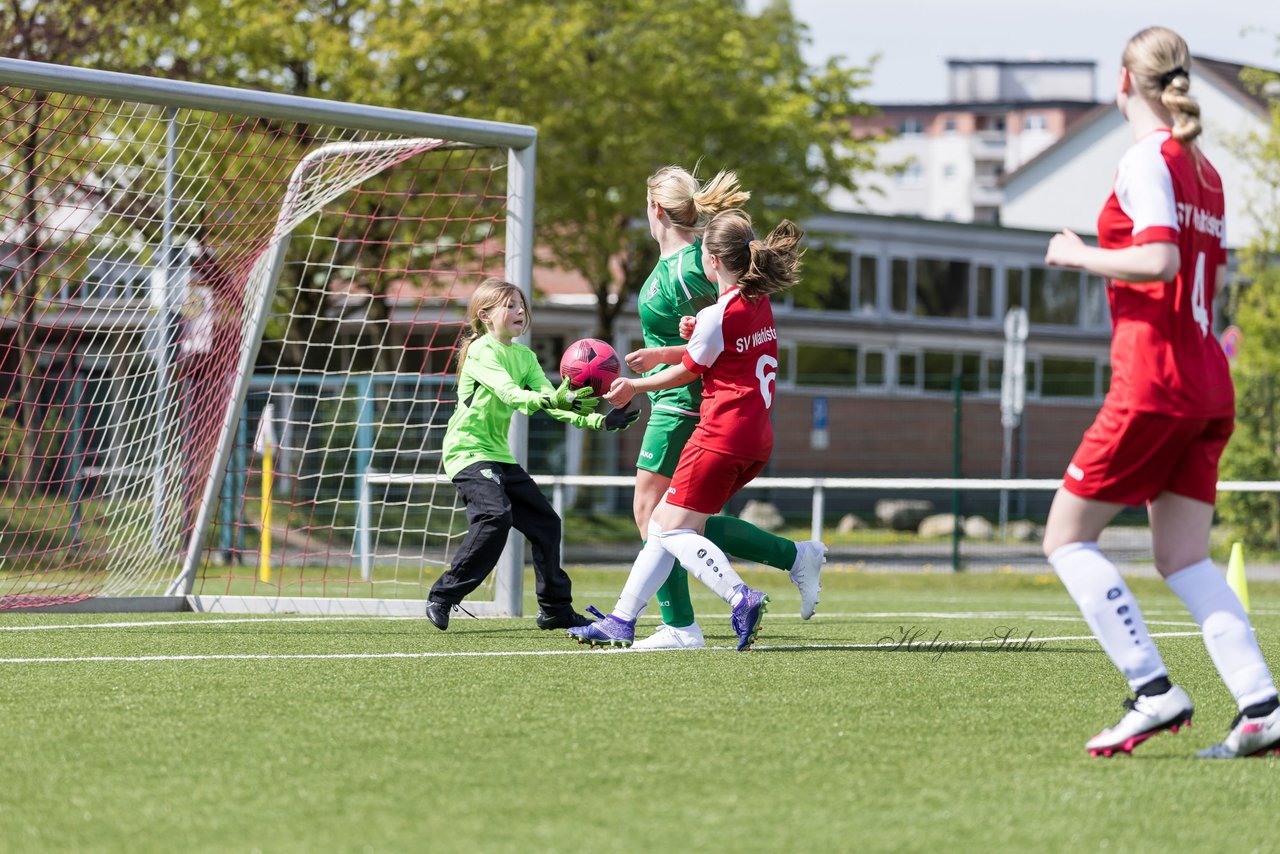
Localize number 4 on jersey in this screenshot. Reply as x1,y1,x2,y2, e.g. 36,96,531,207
1191,250,1210,338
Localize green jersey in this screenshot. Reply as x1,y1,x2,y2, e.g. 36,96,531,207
637,241,717,416
442,335,595,479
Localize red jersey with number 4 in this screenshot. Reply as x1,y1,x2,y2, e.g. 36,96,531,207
1096,129,1233,417
681,290,778,461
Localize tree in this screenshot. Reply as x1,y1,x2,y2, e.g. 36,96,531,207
132,0,879,339
1218,63,1280,550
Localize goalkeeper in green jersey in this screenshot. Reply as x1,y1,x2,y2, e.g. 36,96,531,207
424,278,639,631
621,166,827,651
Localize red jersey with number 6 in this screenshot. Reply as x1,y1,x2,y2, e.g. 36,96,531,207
1096,128,1233,417
681,290,778,461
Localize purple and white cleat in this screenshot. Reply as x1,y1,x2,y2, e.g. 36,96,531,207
730,586,769,651
567,612,636,648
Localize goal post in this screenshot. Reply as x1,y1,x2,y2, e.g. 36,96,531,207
0,58,535,615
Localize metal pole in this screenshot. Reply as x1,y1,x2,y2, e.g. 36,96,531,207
0,58,537,150
553,479,565,575
491,139,537,617
810,481,824,543
951,374,962,572
152,108,178,555
69,368,85,548
355,376,374,580
999,425,1012,539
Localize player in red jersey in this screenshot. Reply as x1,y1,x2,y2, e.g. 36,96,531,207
1043,27,1278,759
567,210,803,651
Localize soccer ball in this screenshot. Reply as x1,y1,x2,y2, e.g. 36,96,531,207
559,338,622,397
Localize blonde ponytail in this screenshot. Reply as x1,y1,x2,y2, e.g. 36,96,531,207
1160,71,1202,144
692,170,751,219
647,165,751,229
1122,27,1202,145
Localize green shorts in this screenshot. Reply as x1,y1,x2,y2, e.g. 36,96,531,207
636,407,699,478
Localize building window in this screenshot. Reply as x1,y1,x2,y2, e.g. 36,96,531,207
943,118,958,135
922,350,955,392
898,118,924,135
1029,266,1081,325
897,161,924,185
983,354,1003,395
861,348,887,388
1006,267,1025,310
1040,356,1099,398
795,344,858,387
915,257,970,319
1084,275,1109,328
1024,113,1047,131
856,255,878,314
891,258,911,313
795,246,852,311
975,265,996,319
775,343,794,385
942,164,956,179
897,351,921,390
917,350,983,393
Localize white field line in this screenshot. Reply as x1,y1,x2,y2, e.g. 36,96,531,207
0,631,1207,665
0,610,1209,633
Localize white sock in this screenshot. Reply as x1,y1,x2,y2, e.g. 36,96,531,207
1050,542,1168,692
654,527,744,604
1166,558,1278,710
613,528,675,622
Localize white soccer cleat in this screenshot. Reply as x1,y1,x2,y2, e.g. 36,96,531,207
1085,685,1194,757
1197,705,1280,759
790,540,827,620
630,622,706,651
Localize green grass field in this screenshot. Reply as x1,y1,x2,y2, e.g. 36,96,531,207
2,568,1277,853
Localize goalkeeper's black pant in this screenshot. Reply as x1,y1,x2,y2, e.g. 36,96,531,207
429,460,573,614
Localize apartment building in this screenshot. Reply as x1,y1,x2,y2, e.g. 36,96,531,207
841,59,1100,224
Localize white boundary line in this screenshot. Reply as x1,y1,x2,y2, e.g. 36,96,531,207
0,610,1209,633
0,631,1206,665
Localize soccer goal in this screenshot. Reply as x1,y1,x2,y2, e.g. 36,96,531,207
0,58,536,616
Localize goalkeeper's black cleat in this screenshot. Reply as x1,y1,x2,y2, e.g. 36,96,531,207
535,609,594,630
425,599,451,631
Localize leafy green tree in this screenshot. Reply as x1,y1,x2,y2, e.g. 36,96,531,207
1219,64,1280,550
133,0,879,339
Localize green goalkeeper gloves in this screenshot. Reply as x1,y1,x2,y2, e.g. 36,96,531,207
540,378,599,413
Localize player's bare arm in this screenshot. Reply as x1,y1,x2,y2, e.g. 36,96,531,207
624,345,686,374
604,363,698,408
1046,228,1179,282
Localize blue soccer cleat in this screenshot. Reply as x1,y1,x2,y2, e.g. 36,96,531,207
730,586,769,651
567,613,636,648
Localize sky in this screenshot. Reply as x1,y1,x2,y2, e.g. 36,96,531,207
774,0,1279,103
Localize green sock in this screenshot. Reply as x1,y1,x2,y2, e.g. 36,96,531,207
655,558,696,628
704,514,798,571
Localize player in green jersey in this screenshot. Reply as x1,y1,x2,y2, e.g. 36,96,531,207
624,166,826,651
425,279,639,631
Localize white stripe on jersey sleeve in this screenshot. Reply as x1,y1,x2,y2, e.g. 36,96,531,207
686,295,728,370
1115,131,1178,237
